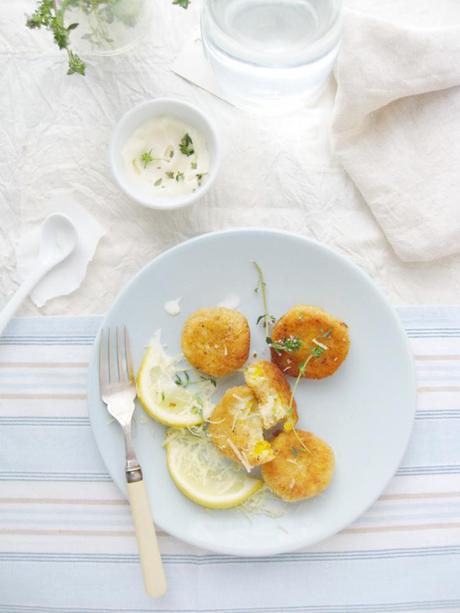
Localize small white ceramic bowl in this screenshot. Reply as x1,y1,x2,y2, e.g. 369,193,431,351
110,98,220,211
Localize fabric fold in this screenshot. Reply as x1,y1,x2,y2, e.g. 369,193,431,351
332,10,460,262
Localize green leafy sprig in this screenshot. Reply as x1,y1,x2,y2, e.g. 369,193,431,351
179,133,195,157
26,0,86,75
26,0,190,76
141,150,154,169
268,335,303,355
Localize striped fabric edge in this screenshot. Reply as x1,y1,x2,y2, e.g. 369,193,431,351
0,598,459,612
0,545,459,563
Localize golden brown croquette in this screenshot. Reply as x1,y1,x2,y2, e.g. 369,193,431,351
271,305,350,379
208,386,274,470
261,430,335,502
181,307,250,377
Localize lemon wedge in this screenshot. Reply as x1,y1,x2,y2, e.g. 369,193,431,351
165,428,263,509
136,338,215,427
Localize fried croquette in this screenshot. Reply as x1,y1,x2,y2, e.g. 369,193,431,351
244,360,298,430
271,305,350,379
208,386,274,470
261,430,335,502
181,307,250,377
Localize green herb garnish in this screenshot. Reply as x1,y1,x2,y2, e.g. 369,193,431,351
196,173,206,186
290,447,299,457
154,178,162,187
311,345,326,358
256,314,276,327
176,171,184,182
174,371,216,389
288,342,328,416
191,162,197,170
26,0,86,76
141,150,154,168
166,171,175,179
200,375,217,388
179,133,194,156
268,336,303,355
175,371,191,387
27,0,189,76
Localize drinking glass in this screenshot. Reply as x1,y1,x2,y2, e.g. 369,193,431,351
201,0,342,113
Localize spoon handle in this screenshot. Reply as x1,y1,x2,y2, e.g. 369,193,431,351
0,266,47,336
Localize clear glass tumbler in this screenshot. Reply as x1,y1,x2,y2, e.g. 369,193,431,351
201,0,342,113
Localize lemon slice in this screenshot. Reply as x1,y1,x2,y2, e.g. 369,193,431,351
136,338,215,427
165,428,263,509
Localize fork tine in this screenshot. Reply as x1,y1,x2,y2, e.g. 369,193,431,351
108,328,117,383
99,328,107,388
124,326,135,383
116,326,125,382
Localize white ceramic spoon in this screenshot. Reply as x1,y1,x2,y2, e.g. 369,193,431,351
0,214,78,336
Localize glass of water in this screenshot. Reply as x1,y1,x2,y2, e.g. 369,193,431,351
201,0,342,113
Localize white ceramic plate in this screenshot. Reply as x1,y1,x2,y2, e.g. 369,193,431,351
87,229,416,556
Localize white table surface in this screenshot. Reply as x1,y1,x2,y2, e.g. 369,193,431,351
1,0,460,316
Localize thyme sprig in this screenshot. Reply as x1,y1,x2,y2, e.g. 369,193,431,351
253,261,275,340
288,343,328,414
26,0,190,76
269,335,303,355
26,0,86,75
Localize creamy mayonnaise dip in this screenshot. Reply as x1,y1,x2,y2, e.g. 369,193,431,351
122,116,210,199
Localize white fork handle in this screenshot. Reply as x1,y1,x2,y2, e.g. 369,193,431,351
127,479,167,598
0,265,47,336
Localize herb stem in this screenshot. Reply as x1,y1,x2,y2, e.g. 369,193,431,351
253,261,271,339
288,356,312,414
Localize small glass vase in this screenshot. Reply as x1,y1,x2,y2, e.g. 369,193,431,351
60,0,151,57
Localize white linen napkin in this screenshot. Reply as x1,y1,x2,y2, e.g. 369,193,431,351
332,10,460,262
15,191,106,308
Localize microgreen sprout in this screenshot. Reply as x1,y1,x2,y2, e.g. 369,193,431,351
141,150,154,168
268,336,303,355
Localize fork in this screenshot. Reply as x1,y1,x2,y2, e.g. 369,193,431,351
99,326,167,598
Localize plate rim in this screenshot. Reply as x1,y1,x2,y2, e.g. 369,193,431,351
87,228,417,556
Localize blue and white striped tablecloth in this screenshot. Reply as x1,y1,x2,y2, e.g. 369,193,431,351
0,307,459,613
